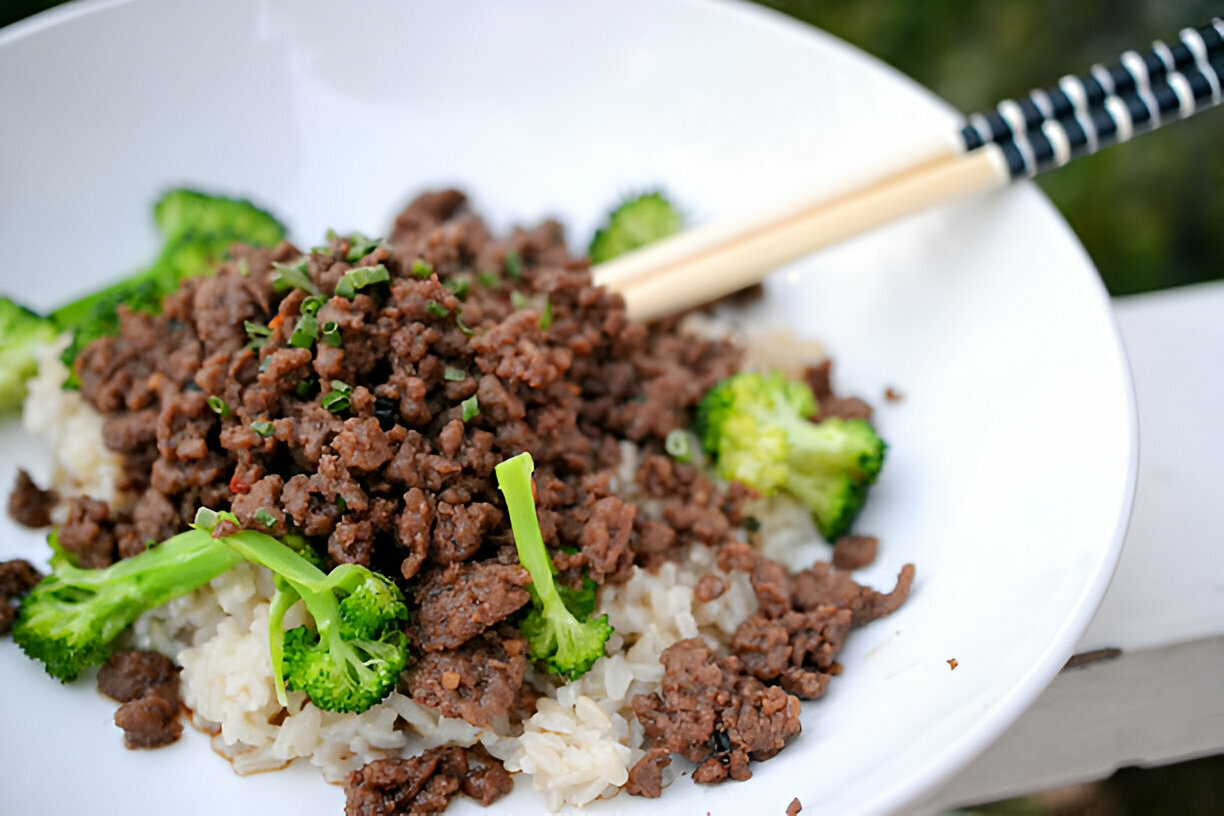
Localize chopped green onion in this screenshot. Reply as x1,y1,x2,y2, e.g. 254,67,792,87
510,291,527,309
443,278,470,300
443,367,466,382
477,271,499,287
321,380,353,413
321,320,342,347
253,508,277,528
461,394,480,422
272,260,322,297
456,314,475,337
664,429,693,462
335,263,391,299
411,259,434,280
244,320,272,349
207,396,232,419
344,231,382,262
294,376,318,399
300,296,324,316
539,295,553,329
336,496,348,513
504,251,522,281
237,258,250,277
744,516,762,532
193,507,220,530
425,300,450,318
289,313,318,348
258,356,272,374
251,420,274,437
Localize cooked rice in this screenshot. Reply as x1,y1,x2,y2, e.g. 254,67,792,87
22,336,127,511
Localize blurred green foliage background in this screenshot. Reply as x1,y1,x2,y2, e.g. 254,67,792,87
752,0,1223,296
4,0,1219,295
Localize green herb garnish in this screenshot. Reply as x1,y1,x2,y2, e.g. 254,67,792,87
207,396,232,419
335,264,390,299
272,260,322,297
461,395,480,422
321,380,353,414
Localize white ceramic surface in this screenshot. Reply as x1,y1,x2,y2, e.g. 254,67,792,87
0,1,1136,814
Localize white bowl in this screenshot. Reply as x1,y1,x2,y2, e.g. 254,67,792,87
0,1,1135,813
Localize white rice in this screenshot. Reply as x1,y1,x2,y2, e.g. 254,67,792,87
22,336,129,512
23,332,818,810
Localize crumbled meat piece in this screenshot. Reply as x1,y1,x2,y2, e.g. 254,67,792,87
792,562,916,626
803,359,873,421
97,650,180,705
113,691,183,749
0,558,43,635
787,797,803,815
97,650,183,749
694,572,727,603
57,497,116,569
7,469,57,528
407,631,528,728
625,747,672,798
413,562,531,651
632,639,801,788
831,535,878,571
344,745,512,816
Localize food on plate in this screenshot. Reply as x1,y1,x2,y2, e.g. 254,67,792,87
1,187,914,812
0,297,58,412
587,191,682,264
696,371,886,540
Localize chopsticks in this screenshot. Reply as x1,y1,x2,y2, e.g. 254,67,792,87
595,20,1224,322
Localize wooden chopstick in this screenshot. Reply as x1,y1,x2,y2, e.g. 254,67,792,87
596,19,1223,322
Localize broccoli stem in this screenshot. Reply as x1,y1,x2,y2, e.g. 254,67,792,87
495,453,564,614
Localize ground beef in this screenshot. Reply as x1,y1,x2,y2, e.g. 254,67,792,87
7,469,57,528
406,630,528,728
631,639,802,789
413,562,531,652
803,359,874,422
97,650,183,749
344,745,512,816
0,558,43,635
624,747,672,798
56,496,116,569
831,535,878,571
788,797,803,815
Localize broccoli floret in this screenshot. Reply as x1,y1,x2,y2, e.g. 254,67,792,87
588,191,682,264
0,297,58,413
50,189,287,375
190,511,409,715
16,509,408,715
153,188,285,249
495,452,613,680
695,371,886,540
11,526,244,682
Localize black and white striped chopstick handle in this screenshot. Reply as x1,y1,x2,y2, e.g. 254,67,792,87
960,19,1223,180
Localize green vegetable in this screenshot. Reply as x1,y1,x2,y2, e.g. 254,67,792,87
12,526,245,683
411,259,433,280
335,264,390,299
588,191,682,264
510,291,527,310
664,428,693,463
443,367,466,382
425,300,450,318
14,509,409,716
253,509,277,528
321,380,352,414
539,296,553,330
503,251,523,281
244,320,273,349
272,260,322,298
0,298,58,413
341,232,382,262
695,371,886,541
320,321,342,348
494,452,612,680
251,420,275,437
460,395,480,422
289,313,319,349
49,189,286,380
206,395,232,418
